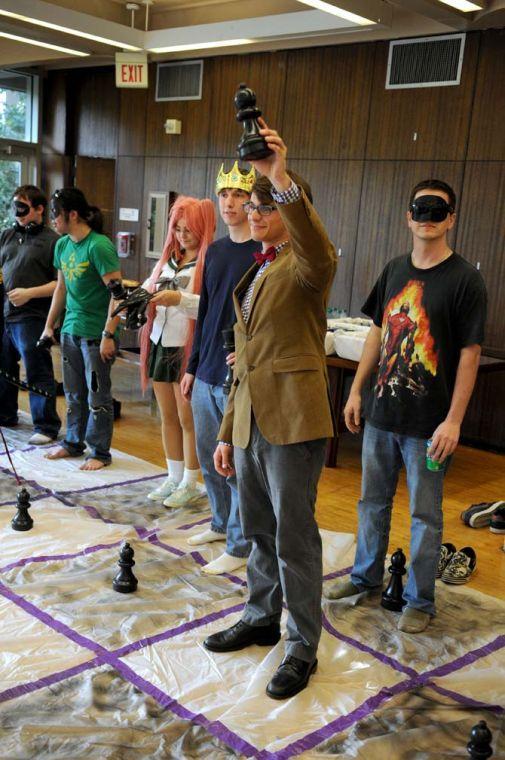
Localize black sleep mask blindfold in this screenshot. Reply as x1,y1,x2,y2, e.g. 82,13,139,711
12,200,31,218
410,195,454,222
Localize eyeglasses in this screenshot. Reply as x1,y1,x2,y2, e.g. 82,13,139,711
243,201,278,216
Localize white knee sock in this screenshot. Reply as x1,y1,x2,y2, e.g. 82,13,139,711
180,467,200,487
167,459,184,483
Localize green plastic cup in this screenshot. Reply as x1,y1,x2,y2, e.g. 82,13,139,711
426,439,443,471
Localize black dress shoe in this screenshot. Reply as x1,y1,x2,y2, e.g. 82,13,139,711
203,619,280,652
266,655,317,700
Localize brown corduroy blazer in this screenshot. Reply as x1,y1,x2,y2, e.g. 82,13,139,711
218,190,337,448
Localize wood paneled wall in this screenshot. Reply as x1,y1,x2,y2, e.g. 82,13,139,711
40,28,505,449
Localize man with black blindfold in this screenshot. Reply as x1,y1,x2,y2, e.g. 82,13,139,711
326,179,487,634
0,185,60,443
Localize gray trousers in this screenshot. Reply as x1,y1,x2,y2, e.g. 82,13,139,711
234,418,327,662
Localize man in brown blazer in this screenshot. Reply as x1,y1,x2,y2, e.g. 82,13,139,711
203,121,337,700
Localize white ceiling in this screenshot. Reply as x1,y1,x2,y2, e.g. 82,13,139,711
0,0,503,68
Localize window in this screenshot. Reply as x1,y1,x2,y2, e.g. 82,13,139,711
0,159,22,228
0,69,38,143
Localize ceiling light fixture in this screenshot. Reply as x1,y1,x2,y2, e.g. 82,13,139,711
0,9,142,50
0,30,89,56
436,0,482,10
295,0,376,25
148,38,254,54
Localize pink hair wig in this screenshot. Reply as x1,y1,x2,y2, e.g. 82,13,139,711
140,195,216,391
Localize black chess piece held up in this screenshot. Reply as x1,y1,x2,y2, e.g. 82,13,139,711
113,541,138,593
222,327,235,395
234,83,274,162
12,487,33,531
467,720,493,760
381,548,406,612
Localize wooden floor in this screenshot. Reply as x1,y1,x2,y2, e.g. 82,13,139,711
23,389,505,601
100,397,505,600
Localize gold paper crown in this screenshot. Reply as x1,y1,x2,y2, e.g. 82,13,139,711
215,161,255,195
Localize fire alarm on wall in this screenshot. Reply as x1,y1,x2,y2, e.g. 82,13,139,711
164,119,182,134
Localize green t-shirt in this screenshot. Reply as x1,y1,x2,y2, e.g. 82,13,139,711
54,230,119,338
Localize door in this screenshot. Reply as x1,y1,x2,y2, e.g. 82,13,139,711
74,156,116,238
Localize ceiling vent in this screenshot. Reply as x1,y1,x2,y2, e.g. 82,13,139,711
386,34,466,90
156,60,203,101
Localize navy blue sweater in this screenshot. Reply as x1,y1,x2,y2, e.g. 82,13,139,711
187,235,258,385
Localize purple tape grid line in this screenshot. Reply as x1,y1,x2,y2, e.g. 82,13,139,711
0,533,503,758
0,463,503,757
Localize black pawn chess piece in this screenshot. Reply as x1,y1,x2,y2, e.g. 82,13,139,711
234,83,273,162
12,487,33,531
467,720,493,760
112,542,138,593
222,327,235,395
381,548,406,612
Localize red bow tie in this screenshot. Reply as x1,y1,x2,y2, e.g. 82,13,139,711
253,246,277,266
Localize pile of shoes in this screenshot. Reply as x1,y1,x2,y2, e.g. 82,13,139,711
460,500,505,531
436,543,477,585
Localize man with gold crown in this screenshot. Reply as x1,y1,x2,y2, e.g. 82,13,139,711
181,161,258,575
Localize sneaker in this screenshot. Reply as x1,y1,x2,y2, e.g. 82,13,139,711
436,542,457,579
490,506,505,534
460,501,504,528
163,483,206,509
441,547,476,585
28,432,56,445
324,579,362,600
398,607,431,633
147,477,180,501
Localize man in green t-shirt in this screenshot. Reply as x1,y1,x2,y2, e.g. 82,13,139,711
41,188,121,470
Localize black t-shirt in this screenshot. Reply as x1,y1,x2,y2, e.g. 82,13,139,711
0,224,59,322
187,235,259,385
362,252,487,438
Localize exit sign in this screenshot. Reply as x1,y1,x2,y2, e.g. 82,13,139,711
115,53,148,88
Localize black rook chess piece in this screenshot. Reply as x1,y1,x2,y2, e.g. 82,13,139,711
222,327,235,395
381,548,406,612
234,83,273,162
467,720,493,760
112,542,138,593
12,487,33,531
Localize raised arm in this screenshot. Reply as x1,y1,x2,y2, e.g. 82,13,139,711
250,119,337,291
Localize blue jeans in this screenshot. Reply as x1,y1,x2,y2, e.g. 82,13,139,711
60,333,115,463
0,317,60,437
351,422,445,616
191,377,250,558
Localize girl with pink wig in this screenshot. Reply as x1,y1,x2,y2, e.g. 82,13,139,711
140,195,215,507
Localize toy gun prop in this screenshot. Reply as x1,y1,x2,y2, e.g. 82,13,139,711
108,279,154,330
0,366,56,398
108,277,173,330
